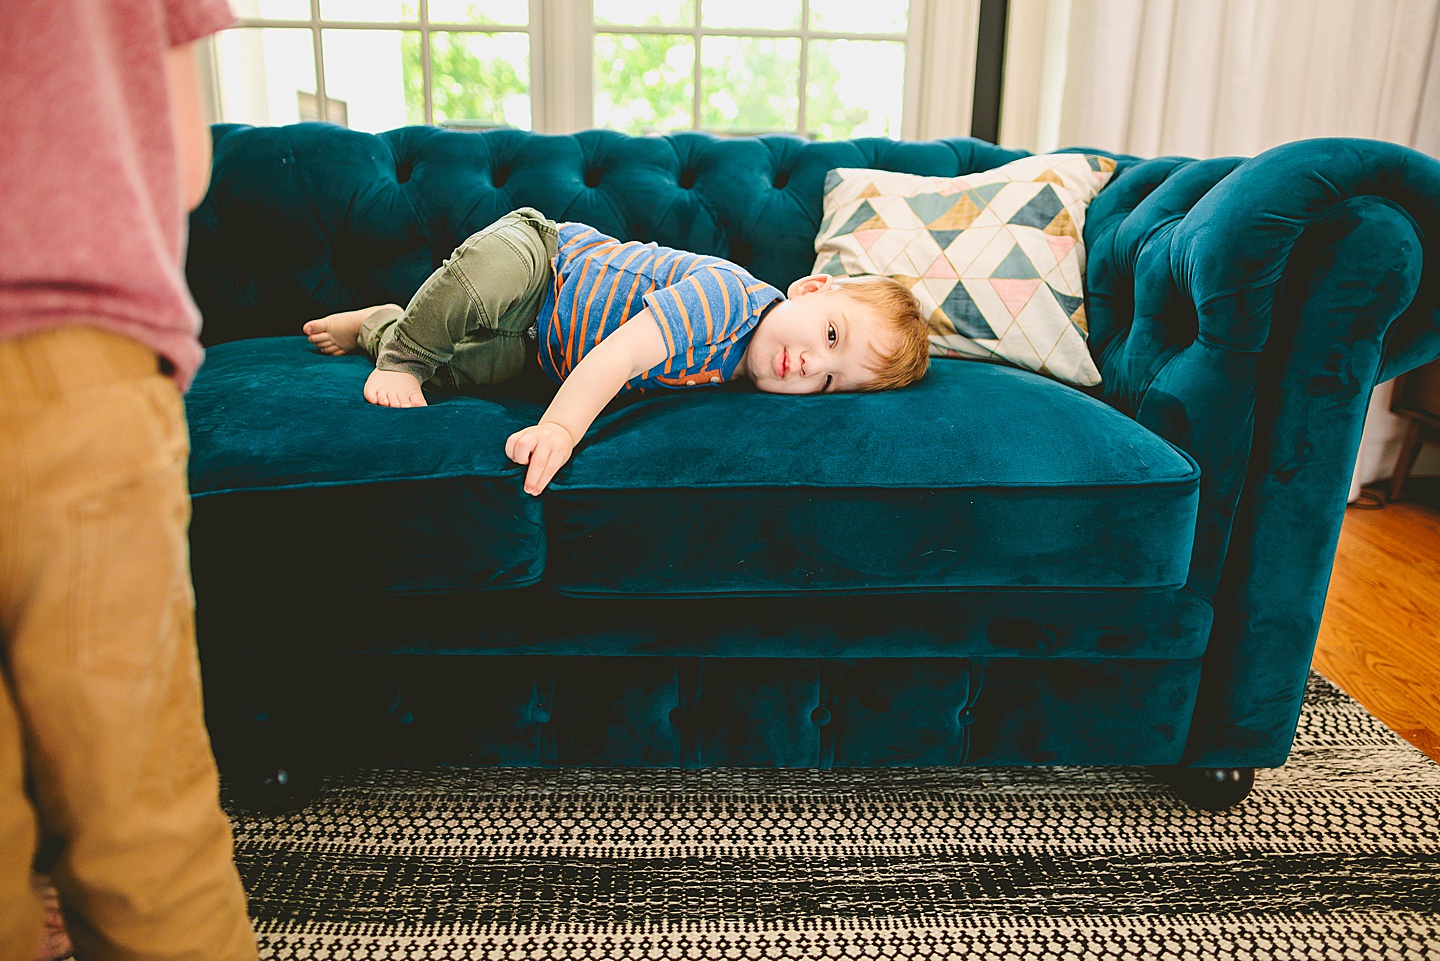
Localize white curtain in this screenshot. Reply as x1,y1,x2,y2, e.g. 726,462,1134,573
1000,0,1440,500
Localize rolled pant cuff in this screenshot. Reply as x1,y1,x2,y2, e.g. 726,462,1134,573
374,349,438,385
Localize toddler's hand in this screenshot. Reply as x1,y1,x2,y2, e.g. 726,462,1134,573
505,421,576,495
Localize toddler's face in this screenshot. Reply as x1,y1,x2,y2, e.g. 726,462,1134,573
741,276,894,394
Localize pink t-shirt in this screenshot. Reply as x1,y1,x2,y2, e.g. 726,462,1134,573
0,0,235,390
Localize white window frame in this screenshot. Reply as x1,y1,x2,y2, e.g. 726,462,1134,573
213,0,538,129
205,0,974,139
591,0,912,138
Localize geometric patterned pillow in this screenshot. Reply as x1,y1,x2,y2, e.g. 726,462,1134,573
813,153,1118,387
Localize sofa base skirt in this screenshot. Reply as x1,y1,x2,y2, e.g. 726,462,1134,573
203,653,1201,773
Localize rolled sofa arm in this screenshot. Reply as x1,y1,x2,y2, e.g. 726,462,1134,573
1085,138,1440,767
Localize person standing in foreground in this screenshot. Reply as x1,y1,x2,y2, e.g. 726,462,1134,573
0,2,260,959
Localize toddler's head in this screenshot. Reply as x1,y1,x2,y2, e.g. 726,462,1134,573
741,273,929,394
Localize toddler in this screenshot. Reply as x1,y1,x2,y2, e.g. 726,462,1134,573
305,207,929,495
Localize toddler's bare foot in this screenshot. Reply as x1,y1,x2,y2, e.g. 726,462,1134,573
364,368,427,408
303,305,399,356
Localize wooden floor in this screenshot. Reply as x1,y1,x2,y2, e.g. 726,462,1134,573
1312,477,1440,763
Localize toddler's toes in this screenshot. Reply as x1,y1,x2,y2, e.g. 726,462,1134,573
305,311,367,354
363,369,424,408
305,324,336,351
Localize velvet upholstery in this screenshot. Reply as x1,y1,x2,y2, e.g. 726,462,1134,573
192,580,1214,660
185,123,1440,774
188,336,548,592
548,360,1198,595
203,652,1201,770
189,124,1032,344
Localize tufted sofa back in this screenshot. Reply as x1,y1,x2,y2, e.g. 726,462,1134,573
187,123,1087,346
187,124,1440,420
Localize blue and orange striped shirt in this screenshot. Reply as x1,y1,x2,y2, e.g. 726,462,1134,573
536,223,783,394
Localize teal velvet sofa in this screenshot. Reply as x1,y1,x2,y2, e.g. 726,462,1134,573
183,122,1440,812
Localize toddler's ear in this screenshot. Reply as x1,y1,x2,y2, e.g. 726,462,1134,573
785,273,834,299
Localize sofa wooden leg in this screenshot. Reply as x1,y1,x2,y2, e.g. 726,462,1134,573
228,760,319,816
1158,766,1256,811
221,714,323,816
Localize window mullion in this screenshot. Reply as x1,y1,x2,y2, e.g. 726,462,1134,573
593,24,899,39
797,0,809,136
902,0,925,139
530,0,543,131
420,0,433,125
692,0,703,130
198,33,223,124
311,0,328,120
537,0,593,133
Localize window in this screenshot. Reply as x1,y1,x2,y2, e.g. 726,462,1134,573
212,0,913,139
216,0,532,132
593,0,908,138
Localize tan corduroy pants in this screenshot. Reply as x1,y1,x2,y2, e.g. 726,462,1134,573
0,326,257,961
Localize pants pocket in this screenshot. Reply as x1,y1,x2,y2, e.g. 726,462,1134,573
67,382,191,679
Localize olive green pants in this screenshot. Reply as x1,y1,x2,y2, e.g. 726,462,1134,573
360,207,559,390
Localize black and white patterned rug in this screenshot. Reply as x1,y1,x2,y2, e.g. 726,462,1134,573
228,672,1440,960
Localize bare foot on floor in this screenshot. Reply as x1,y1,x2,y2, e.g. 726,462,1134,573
364,368,427,408
31,873,73,961
303,305,399,356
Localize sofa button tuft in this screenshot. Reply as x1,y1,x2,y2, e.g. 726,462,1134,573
956,708,973,727
533,705,552,724
679,169,697,189
811,706,831,726
668,707,687,728
773,169,790,189
584,168,602,187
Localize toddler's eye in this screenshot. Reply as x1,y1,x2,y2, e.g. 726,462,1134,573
827,323,837,347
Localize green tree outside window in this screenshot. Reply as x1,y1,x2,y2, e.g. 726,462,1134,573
402,31,526,126
596,30,880,137
400,17,894,137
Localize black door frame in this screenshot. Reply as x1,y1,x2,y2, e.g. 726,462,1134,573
970,0,1010,144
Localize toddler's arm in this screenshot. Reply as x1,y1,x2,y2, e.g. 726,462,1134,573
506,309,669,495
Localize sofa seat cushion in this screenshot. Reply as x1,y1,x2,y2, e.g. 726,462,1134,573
545,360,1200,596
186,336,548,594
